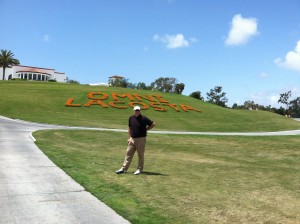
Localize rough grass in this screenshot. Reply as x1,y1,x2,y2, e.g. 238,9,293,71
34,130,300,224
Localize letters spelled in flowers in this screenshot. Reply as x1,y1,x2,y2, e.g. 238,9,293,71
65,92,201,112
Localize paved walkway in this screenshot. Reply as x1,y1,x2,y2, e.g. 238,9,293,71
1,115,300,224
0,116,130,224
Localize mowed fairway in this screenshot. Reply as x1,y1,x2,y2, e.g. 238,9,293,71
34,130,300,224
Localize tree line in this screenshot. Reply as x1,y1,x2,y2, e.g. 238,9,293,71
110,76,299,118
1,49,299,117
109,77,185,94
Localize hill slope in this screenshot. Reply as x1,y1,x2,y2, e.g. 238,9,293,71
1,81,299,132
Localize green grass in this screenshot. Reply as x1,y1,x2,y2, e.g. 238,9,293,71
34,130,300,224
1,81,300,132
2,81,300,223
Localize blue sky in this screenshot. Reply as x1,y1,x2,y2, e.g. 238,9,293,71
1,0,300,107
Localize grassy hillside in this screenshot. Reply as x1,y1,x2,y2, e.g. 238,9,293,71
1,80,300,132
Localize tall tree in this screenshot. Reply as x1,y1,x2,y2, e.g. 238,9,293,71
0,50,20,80
189,91,204,100
108,77,129,88
175,83,185,94
206,86,228,107
136,82,147,90
289,97,300,118
150,77,178,93
278,91,291,109
243,100,256,110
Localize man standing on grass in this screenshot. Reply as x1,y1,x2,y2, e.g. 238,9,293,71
116,106,155,175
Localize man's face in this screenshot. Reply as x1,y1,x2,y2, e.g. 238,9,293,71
134,110,140,117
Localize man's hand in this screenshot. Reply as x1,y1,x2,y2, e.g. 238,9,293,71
127,137,132,143
147,122,155,131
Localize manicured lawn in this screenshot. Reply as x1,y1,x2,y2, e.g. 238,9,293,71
34,130,300,224
1,81,300,132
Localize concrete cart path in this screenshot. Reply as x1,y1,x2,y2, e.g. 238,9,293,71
0,116,130,224
1,115,300,224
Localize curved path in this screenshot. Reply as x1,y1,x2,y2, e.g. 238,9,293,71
1,115,300,224
0,116,130,224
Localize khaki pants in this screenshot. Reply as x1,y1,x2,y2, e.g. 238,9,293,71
122,137,146,171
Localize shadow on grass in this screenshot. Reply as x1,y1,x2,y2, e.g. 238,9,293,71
142,171,169,176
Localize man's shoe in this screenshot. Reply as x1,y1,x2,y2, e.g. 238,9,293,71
116,168,126,174
134,169,142,175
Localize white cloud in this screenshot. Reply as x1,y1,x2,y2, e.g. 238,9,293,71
153,33,195,49
274,40,300,73
43,34,50,42
250,92,280,107
250,86,300,107
225,14,259,46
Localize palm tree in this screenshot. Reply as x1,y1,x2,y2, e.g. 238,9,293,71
0,50,20,80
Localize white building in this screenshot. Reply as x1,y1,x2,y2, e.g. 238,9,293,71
109,75,124,82
0,65,67,83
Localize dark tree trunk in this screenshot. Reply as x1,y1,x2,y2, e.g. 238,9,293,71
2,67,5,80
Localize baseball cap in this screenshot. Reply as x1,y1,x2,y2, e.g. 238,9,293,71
133,106,141,111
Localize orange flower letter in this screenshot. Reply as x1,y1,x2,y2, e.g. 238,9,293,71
84,100,109,108
65,98,82,107
111,93,135,101
128,102,149,110
149,102,167,111
180,104,201,112
87,92,109,100
109,101,127,109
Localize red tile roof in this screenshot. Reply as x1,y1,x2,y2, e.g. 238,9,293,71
109,75,124,79
16,68,51,75
18,65,54,71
